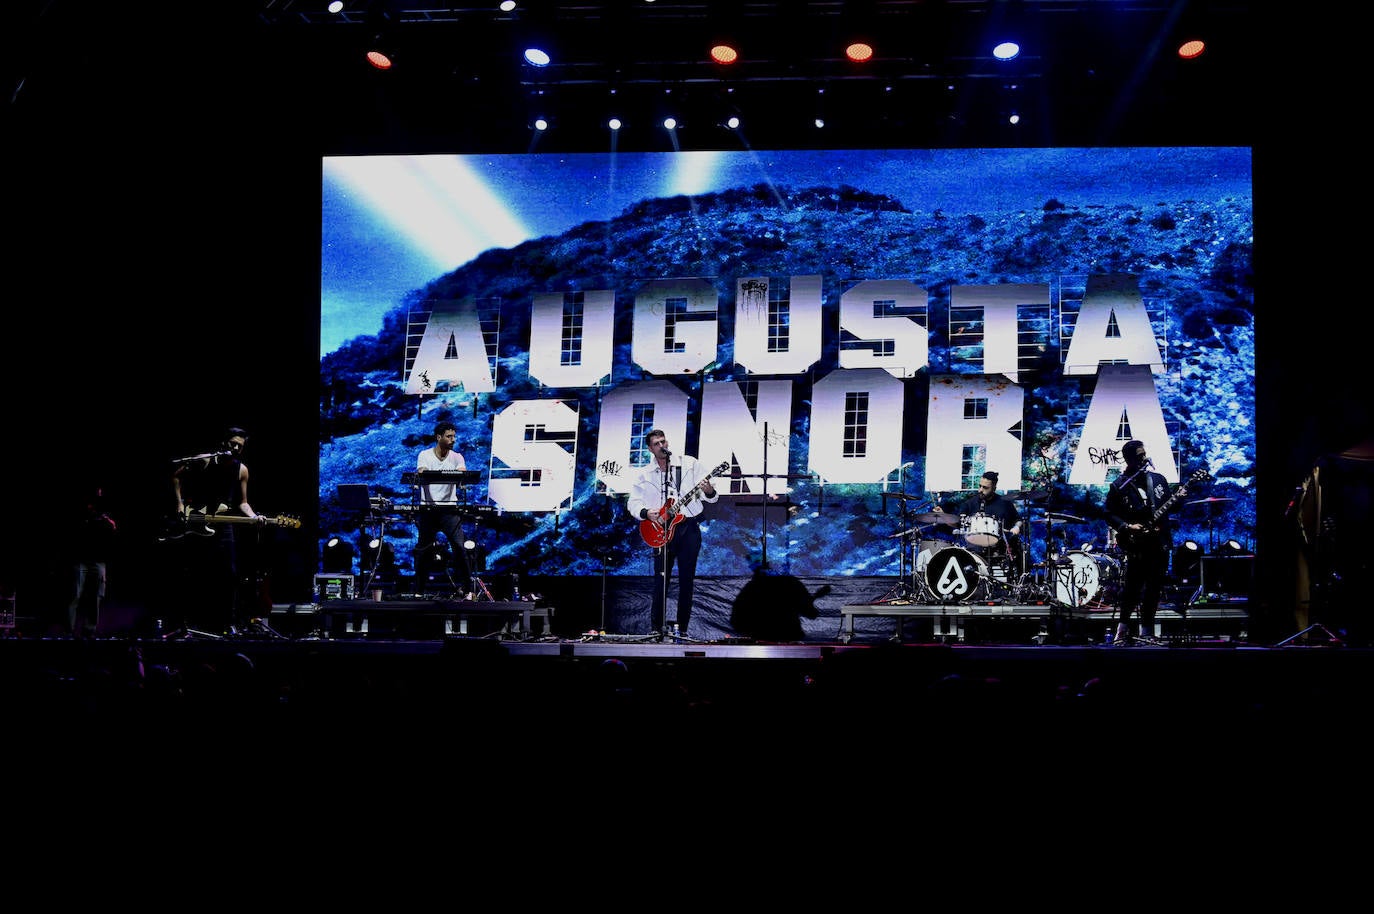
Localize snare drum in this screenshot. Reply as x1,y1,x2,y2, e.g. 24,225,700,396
1053,551,1121,607
917,545,989,603
960,512,1002,548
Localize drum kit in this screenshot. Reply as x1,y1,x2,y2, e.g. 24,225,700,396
887,489,1122,608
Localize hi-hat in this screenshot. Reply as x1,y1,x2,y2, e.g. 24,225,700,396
1186,497,1233,506
912,511,959,526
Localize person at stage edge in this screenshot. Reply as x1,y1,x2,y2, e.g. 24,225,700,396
627,429,719,640
937,470,1024,565
414,420,472,594
1103,439,1172,646
171,427,260,635
63,485,118,639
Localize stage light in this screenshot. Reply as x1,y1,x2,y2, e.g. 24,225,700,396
366,48,393,70
1178,39,1206,59
533,117,549,131
710,44,739,65
993,41,1020,61
662,116,677,130
500,1,517,11
608,116,622,130
524,47,551,67
328,1,344,13
726,115,740,130
1173,540,1203,585
1221,539,1246,554
845,41,874,63
359,535,398,581
322,536,354,574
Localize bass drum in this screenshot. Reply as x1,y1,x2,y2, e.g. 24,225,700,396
1053,551,1121,607
917,545,989,603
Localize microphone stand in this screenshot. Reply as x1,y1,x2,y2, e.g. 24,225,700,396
659,455,671,638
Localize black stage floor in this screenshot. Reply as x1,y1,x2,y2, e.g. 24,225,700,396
8,589,1369,785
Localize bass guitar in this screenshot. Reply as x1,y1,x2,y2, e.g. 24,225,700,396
639,461,730,549
159,504,302,542
1117,467,1209,549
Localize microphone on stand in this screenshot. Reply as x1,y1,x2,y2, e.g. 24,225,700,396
172,450,231,463
662,449,672,457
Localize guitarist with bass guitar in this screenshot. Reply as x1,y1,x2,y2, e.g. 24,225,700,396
627,429,724,641
1104,439,1210,646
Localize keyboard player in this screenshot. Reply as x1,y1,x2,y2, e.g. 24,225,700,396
413,420,471,593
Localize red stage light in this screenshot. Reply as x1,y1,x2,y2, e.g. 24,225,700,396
846,42,875,63
1178,39,1205,59
710,44,739,65
366,50,393,70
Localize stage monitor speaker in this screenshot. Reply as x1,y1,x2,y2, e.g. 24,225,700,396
1200,554,1254,601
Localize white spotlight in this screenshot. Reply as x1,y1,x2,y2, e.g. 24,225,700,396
608,117,622,130
662,117,677,130
993,41,1020,60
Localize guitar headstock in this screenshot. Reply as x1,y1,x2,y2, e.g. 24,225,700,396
275,514,302,530
1187,468,1210,486
712,461,730,476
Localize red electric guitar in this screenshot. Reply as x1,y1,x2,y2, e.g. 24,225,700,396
639,461,730,549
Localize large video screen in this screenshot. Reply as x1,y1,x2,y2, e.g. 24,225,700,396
320,147,1254,583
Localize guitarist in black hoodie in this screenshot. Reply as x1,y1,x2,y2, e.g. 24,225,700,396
1104,440,1176,646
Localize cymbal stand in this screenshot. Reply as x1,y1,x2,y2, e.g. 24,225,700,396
1037,514,1082,640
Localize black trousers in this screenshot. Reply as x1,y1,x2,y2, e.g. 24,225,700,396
414,509,471,591
1118,543,1169,629
651,516,702,634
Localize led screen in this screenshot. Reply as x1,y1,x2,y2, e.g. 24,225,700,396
320,147,1253,584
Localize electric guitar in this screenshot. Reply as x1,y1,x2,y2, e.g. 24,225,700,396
1117,468,1210,548
639,461,730,549
159,504,302,541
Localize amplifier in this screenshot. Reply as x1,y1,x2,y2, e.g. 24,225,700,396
1200,555,1254,600
314,574,356,602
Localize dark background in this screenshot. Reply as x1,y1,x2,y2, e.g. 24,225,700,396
4,3,1368,643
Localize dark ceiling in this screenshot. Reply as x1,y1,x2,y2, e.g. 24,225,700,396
6,1,1261,155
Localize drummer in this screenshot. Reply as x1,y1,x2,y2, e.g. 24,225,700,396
936,470,1024,560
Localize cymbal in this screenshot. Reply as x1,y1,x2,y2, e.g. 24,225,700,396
912,511,959,526
1030,512,1087,524
1012,489,1052,503
882,491,927,502
1186,497,1233,506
